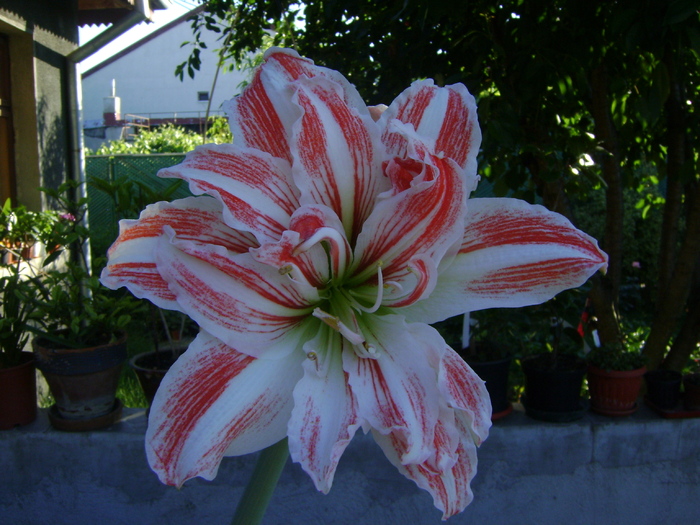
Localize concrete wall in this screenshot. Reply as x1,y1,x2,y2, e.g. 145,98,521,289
1,405,698,525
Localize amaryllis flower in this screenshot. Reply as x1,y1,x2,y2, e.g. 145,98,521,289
101,48,607,519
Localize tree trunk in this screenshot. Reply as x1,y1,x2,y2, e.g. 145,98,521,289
663,252,700,371
587,65,623,344
646,180,700,369
643,45,700,370
655,46,685,299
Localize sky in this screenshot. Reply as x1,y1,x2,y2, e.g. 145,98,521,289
77,0,200,73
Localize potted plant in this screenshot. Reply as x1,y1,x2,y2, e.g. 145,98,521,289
130,306,194,410
587,338,647,416
520,309,588,422
29,181,139,431
644,368,683,411
461,310,523,420
0,199,55,263
0,264,40,429
683,368,700,411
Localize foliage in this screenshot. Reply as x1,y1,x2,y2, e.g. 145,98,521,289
0,266,38,368
28,181,140,349
0,198,59,254
182,0,700,371
92,117,232,155
588,341,647,371
88,176,184,223
0,202,61,368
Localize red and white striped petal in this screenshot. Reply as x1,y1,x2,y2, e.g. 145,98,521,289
349,147,467,305
158,144,299,243
290,75,388,242
343,315,444,466
153,233,320,358
288,327,361,493
400,198,609,324
225,48,367,163
252,205,352,288
380,80,481,173
438,347,492,446
100,197,256,310
146,331,303,487
372,409,478,520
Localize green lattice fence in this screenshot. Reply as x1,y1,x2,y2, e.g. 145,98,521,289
86,154,192,257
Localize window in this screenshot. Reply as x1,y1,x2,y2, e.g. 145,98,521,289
197,91,209,102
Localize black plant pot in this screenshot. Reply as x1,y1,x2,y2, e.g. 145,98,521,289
521,354,587,422
645,369,682,410
130,350,179,409
467,356,512,419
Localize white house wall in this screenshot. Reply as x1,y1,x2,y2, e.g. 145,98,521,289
81,16,249,126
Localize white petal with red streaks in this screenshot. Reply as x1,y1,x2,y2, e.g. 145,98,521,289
349,140,468,303
154,232,320,358
290,75,388,241
372,409,478,520
252,205,352,288
400,198,609,324
146,331,303,487
158,144,299,242
438,347,491,445
343,315,443,465
225,48,367,163
100,197,256,310
288,327,360,493
379,79,481,172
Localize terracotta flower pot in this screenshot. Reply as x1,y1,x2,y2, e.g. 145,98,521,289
33,334,127,430
0,352,37,430
587,365,646,416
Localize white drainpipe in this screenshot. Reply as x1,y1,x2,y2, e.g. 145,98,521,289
64,0,155,269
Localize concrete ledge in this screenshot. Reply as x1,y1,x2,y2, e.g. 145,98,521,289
1,404,699,524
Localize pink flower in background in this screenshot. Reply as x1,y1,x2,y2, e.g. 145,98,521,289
101,48,607,518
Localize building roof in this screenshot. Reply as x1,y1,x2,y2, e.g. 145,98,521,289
82,4,206,77
78,0,171,27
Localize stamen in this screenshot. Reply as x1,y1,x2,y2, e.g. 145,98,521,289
294,227,346,256
312,308,365,345
306,351,320,372
385,280,403,293
279,265,294,275
363,262,385,314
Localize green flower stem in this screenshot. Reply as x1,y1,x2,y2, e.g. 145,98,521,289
231,438,289,525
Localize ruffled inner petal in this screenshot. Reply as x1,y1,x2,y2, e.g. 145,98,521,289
380,79,481,173
372,408,478,520
225,48,369,163
290,75,388,243
349,132,468,307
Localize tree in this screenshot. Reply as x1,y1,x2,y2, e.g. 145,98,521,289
181,0,700,371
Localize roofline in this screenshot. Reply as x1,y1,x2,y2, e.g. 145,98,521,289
82,4,207,78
